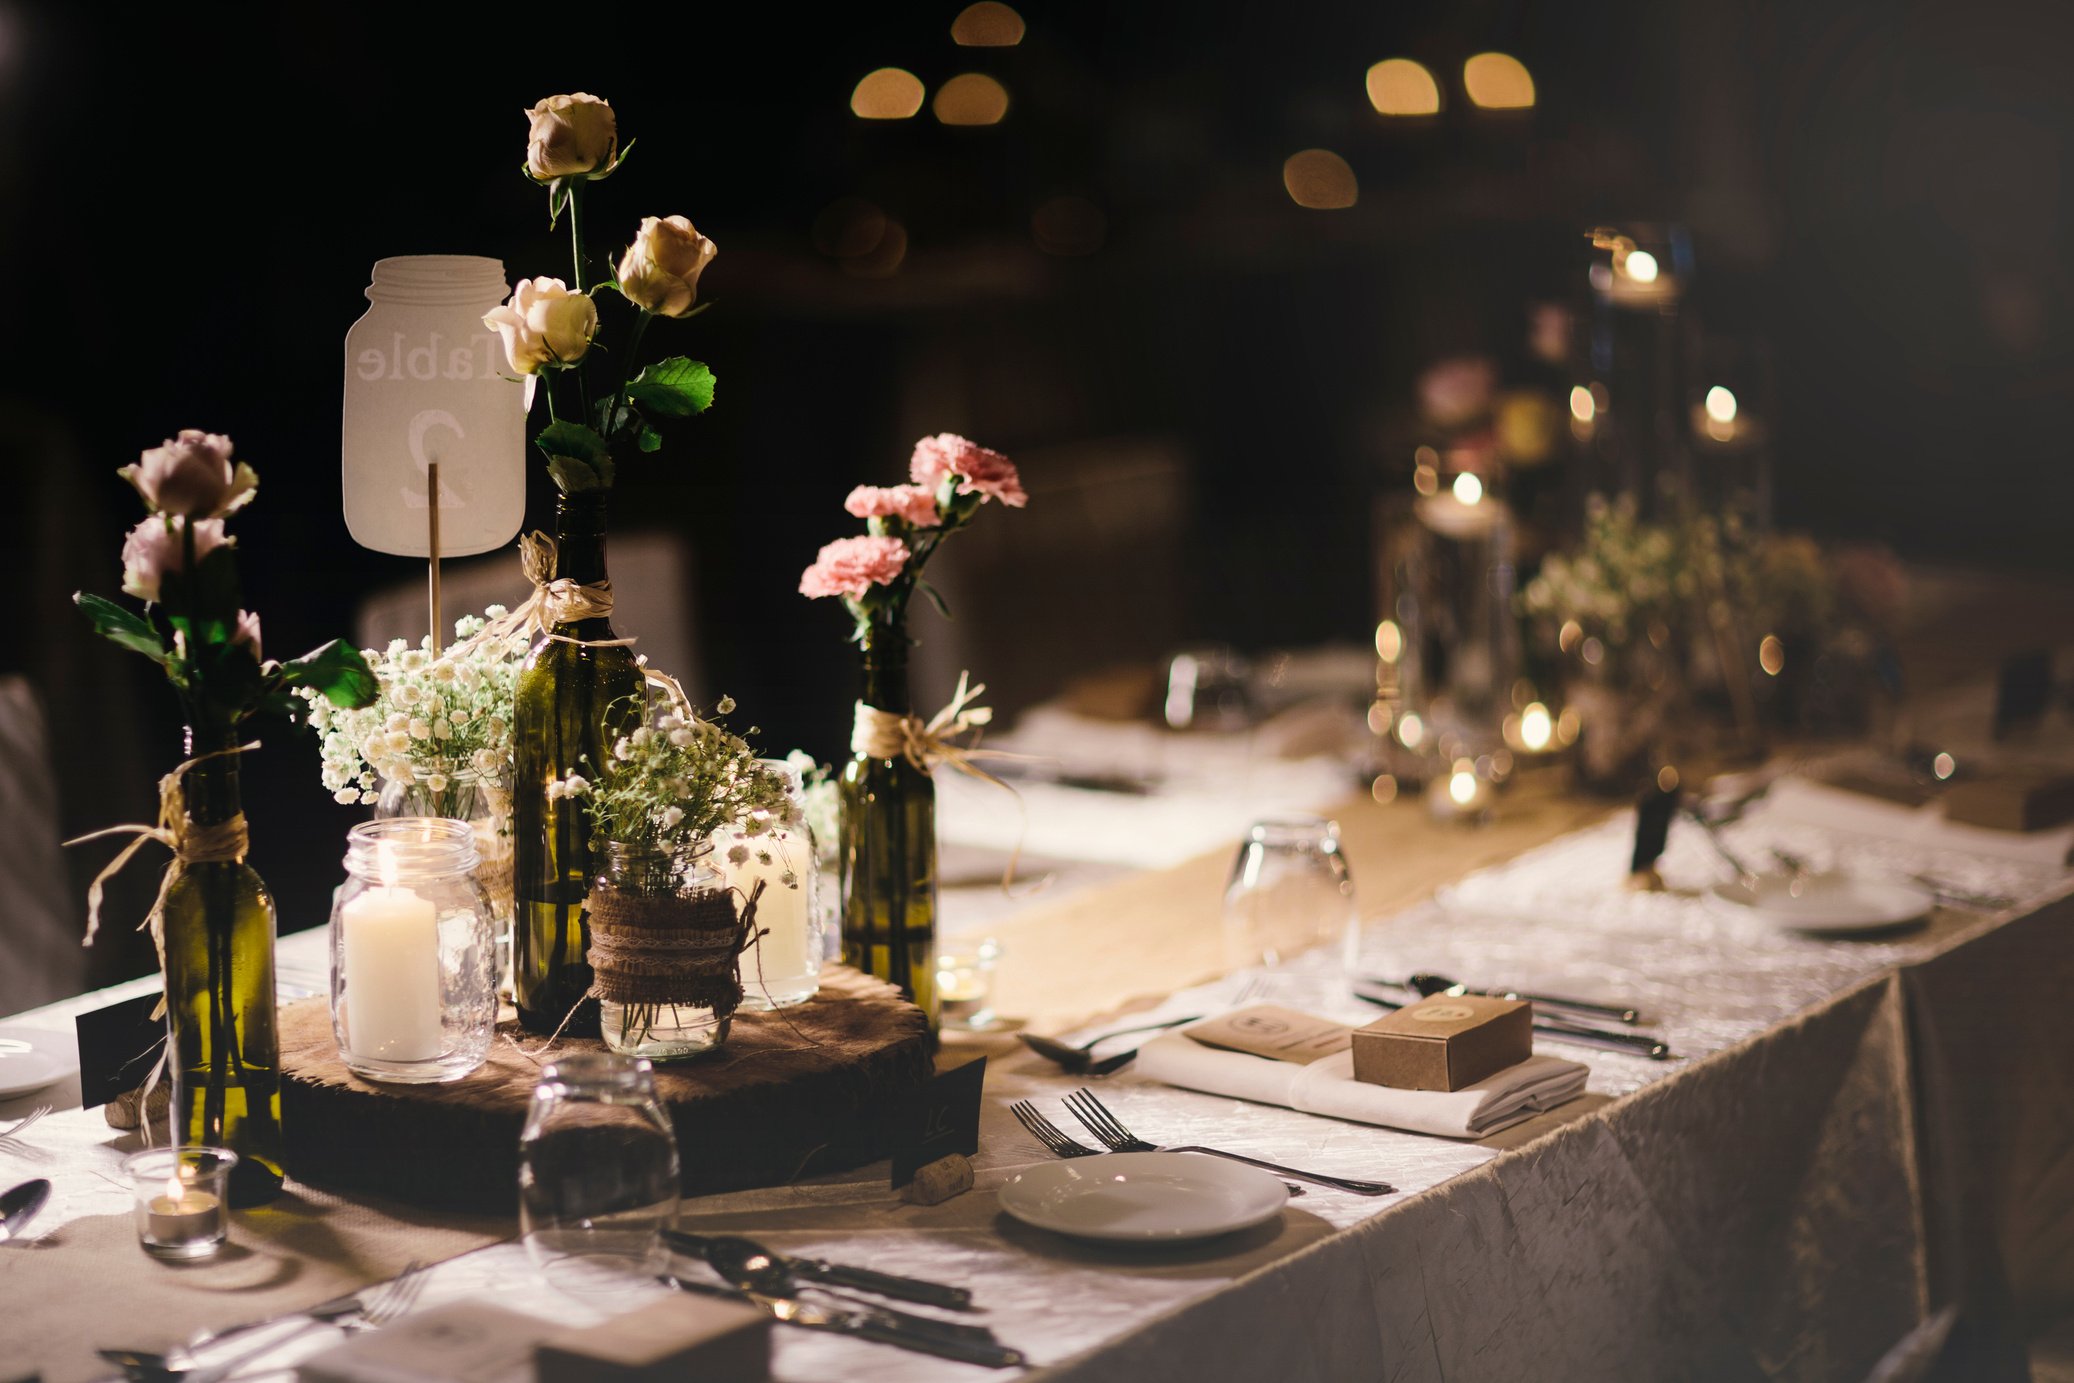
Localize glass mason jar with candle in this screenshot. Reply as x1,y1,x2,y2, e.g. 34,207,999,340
723,758,823,1011
591,841,748,1061
328,818,498,1084
513,490,645,1036
377,772,515,993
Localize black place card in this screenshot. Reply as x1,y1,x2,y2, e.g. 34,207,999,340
1994,650,2052,739
887,1056,986,1189
1631,783,1680,874
74,990,165,1109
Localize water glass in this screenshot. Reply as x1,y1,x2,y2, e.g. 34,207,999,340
519,1052,680,1292
1223,816,1358,970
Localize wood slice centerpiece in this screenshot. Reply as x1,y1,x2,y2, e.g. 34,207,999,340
279,965,931,1213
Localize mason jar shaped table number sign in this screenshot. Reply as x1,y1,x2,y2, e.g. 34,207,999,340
342,255,526,641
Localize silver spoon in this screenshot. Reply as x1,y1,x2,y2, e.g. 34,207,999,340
1408,973,1640,1025
0,1177,50,1243
695,1236,1000,1346
1018,1016,1201,1073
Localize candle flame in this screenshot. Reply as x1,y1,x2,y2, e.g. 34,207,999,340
376,838,399,889
163,1174,185,1202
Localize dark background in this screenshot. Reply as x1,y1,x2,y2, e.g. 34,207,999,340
4,0,2069,984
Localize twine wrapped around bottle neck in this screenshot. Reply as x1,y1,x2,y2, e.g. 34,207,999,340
456,530,630,652
851,672,1038,893
65,740,260,1017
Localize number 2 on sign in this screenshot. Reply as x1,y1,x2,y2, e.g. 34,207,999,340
402,409,464,511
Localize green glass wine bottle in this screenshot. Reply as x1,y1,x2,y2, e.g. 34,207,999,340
160,730,284,1206
513,491,644,1035
839,628,940,1028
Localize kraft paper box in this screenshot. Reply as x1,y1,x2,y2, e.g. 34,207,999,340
1351,994,1530,1092
536,1295,771,1383
1944,773,2074,832
298,1303,549,1383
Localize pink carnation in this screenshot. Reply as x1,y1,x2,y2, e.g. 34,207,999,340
844,483,940,528
908,432,1027,508
799,535,911,599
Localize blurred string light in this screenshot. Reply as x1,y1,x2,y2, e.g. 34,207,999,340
1623,249,1659,283
815,198,907,279
1283,149,1358,209
1758,634,1785,677
1704,386,1738,423
1519,702,1553,751
1568,385,1595,423
934,73,1010,125
951,1,1024,45
852,68,925,119
1365,58,1440,116
1452,472,1483,504
1463,52,1535,109
1032,195,1106,255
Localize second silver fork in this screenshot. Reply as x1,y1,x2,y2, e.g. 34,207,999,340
1063,1088,1394,1196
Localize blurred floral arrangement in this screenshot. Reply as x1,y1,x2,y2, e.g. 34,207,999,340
553,693,794,856
298,609,528,815
488,92,719,495
784,749,840,856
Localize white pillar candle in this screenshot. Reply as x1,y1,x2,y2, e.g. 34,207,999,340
721,831,813,991
342,882,444,1061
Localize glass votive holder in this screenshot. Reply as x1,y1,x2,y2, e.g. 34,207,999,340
329,818,498,1084
936,938,1003,1031
124,1146,235,1261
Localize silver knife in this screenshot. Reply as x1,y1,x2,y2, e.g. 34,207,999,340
660,1276,1025,1368
663,1229,974,1311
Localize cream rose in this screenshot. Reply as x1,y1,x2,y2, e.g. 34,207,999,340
119,430,258,518
615,215,717,318
120,516,230,604
482,277,597,374
524,93,618,180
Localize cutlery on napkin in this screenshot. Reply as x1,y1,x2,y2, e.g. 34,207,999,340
660,1275,1025,1368
1131,1026,1587,1138
662,1229,974,1311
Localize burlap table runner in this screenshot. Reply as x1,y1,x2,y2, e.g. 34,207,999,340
0,1177,505,1383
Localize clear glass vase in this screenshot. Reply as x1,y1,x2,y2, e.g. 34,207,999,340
592,842,735,1062
519,1051,679,1292
722,758,823,1011
376,772,514,993
161,728,284,1207
512,491,643,1035
839,630,939,1029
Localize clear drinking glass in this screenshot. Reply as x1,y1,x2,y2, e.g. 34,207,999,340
1223,816,1358,970
519,1052,680,1292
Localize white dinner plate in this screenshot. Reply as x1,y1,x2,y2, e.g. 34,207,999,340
998,1151,1288,1243
0,1028,75,1098
1708,871,1933,934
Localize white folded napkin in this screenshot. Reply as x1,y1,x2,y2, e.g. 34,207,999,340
1132,1029,1589,1139
1767,776,2074,867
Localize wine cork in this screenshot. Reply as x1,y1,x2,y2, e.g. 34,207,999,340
899,1152,974,1205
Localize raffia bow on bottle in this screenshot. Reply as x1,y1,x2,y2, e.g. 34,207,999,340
851,671,1038,892
587,876,767,1044
63,741,259,1138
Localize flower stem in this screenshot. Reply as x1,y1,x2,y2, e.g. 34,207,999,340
568,182,586,293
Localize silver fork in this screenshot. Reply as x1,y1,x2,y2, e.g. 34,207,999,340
0,1104,51,1144
1012,1099,1303,1195
171,1260,429,1380
1063,1088,1394,1196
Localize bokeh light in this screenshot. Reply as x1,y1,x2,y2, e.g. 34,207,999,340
1520,702,1553,751
1452,472,1483,504
1624,250,1659,283
1283,149,1358,209
1705,386,1738,423
1463,52,1535,109
851,69,925,120
951,2,1024,46
1366,58,1441,116
934,73,1011,126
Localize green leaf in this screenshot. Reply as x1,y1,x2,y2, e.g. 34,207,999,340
536,420,615,491
915,578,953,622
75,592,169,664
625,358,715,418
545,454,604,493
275,640,378,709
636,423,663,453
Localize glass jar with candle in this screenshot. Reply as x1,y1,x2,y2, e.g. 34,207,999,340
592,842,744,1061
328,818,498,1084
123,1146,236,1261
724,759,823,1011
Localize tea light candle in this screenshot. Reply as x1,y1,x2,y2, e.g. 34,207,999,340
123,1147,235,1260
936,939,1002,1031
342,848,444,1062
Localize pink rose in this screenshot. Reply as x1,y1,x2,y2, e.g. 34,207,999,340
232,609,262,660
799,535,911,599
121,517,230,604
119,430,258,518
843,483,940,528
908,433,1027,507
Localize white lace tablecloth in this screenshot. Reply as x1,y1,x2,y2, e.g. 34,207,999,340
3,781,2069,1382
